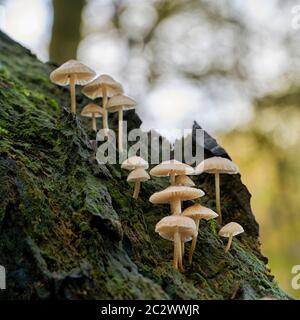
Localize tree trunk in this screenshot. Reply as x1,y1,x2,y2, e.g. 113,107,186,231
49,0,85,63
0,31,288,300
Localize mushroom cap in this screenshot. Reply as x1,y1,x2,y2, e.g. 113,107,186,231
50,59,96,86
150,160,194,177
149,186,204,204
155,215,197,242
218,222,244,238
82,74,123,99
175,175,195,187
183,204,218,221
107,94,136,113
121,156,149,170
195,156,239,175
80,103,103,118
127,167,150,182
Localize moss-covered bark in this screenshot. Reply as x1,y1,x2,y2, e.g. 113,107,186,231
0,31,288,300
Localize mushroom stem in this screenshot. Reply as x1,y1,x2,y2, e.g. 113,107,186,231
69,74,76,114
171,199,181,215
215,172,222,224
178,236,184,272
133,180,141,199
92,113,97,131
170,173,176,185
189,219,200,264
173,228,180,269
102,87,108,130
225,234,233,253
118,109,123,152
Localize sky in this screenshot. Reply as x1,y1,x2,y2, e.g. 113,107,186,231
0,0,299,140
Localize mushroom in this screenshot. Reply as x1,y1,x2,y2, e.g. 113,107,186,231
82,75,123,131
127,167,150,199
155,215,197,271
150,160,194,186
183,204,218,263
107,94,136,152
121,156,149,171
175,175,195,187
195,156,239,224
149,186,204,215
80,103,103,132
122,156,149,199
50,59,96,114
218,222,244,253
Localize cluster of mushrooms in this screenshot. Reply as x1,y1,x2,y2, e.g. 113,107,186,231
50,59,245,272
50,59,136,151
122,157,245,272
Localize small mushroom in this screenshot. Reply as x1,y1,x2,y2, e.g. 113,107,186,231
122,156,149,199
195,156,239,224
127,167,150,199
150,160,194,186
155,215,197,271
183,204,218,263
121,156,149,171
107,94,136,152
218,222,244,253
175,175,195,187
82,75,123,130
149,186,204,215
80,103,103,131
50,59,96,114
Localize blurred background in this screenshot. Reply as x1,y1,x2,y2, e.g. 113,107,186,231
0,0,299,298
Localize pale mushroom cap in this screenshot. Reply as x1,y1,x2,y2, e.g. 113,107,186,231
149,186,205,204
107,94,137,113
155,215,197,242
218,222,244,238
195,156,239,175
80,103,103,118
82,74,124,99
175,175,195,187
150,160,194,177
183,204,218,221
127,167,150,182
50,59,96,86
121,156,149,170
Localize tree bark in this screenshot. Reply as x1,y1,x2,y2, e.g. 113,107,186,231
49,0,86,63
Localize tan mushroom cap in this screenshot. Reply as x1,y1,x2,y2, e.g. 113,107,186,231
195,156,239,175
150,160,194,177
50,59,96,86
149,186,204,204
121,156,149,170
175,175,195,187
183,204,218,220
127,167,150,182
155,215,197,242
218,222,244,238
82,74,124,99
80,103,103,118
107,94,136,113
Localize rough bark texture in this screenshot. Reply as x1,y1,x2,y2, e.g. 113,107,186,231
0,31,288,300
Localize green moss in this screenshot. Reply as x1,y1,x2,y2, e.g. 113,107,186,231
0,127,8,135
